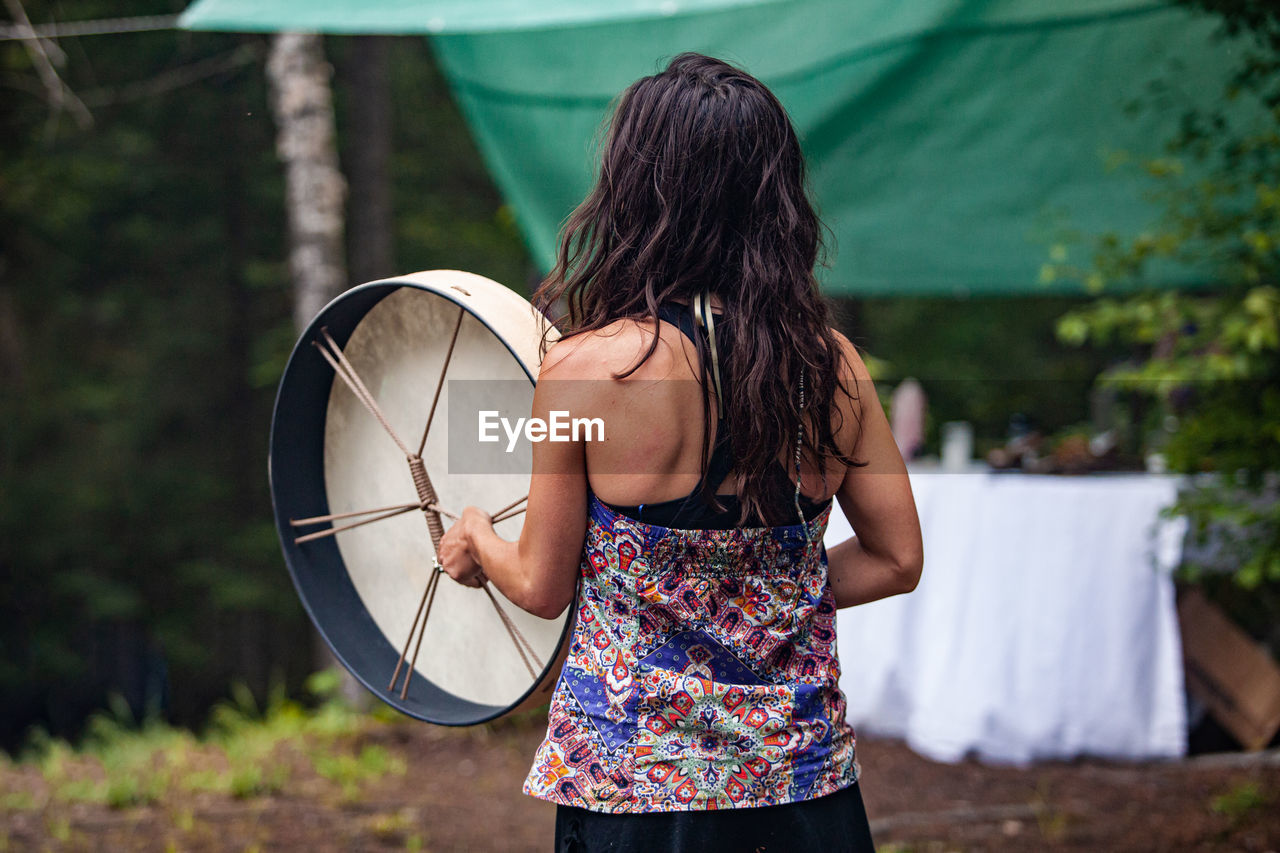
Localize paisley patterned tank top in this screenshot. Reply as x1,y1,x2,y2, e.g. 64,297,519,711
522,494,860,812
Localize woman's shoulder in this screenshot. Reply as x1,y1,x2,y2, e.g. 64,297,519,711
824,327,878,463
828,327,874,387
539,317,681,381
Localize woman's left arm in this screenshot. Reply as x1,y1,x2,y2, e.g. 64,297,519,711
436,344,589,620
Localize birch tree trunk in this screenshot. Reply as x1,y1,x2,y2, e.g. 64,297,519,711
266,33,364,704
266,32,348,332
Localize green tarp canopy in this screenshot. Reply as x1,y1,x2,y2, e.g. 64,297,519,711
181,0,1246,296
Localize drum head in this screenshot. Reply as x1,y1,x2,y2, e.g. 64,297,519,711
269,271,570,725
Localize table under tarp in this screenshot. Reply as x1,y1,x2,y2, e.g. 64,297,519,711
830,468,1188,764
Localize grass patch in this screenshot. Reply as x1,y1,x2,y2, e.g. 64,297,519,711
365,808,418,844
8,669,405,808
0,789,38,811
1210,781,1271,823
22,694,191,807
314,744,406,802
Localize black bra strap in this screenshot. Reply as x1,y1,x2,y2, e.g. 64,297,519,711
656,302,700,346
655,302,735,499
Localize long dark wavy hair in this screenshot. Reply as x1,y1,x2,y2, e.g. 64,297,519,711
533,52,866,524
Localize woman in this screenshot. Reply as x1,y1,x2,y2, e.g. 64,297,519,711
438,53,922,852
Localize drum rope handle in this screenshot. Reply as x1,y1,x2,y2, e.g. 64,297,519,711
427,503,460,521
311,318,545,698
408,456,446,547
491,494,528,524
289,501,460,546
315,329,412,457
390,563,444,698
406,306,463,549
292,501,420,527
481,581,543,680
492,494,527,519
293,503,419,545
403,566,444,700
313,327,454,548
417,307,465,458
387,565,544,697
493,505,527,523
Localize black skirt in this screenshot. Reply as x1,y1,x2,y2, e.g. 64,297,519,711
553,781,876,853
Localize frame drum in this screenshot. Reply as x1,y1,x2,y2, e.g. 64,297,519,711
269,270,570,725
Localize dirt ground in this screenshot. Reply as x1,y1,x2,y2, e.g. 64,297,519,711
3,713,1278,852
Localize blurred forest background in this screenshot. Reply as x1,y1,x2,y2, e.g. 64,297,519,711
1,2,534,747
3,0,1275,752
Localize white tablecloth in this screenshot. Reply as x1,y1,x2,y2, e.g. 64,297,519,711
830,469,1188,765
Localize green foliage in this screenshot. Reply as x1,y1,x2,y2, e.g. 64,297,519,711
12,671,398,807
1048,2,1280,631
313,744,406,802
1,0,305,738
365,808,420,845
22,693,195,808
0,7,531,742
846,295,1128,458
1209,781,1272,822
0,789,37,811
1179,2,1280,107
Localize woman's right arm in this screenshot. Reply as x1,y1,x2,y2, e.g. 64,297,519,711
826,333,924,608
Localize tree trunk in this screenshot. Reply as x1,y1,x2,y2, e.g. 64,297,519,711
343,36,396,284
266,33,364,705
266,32,348,332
